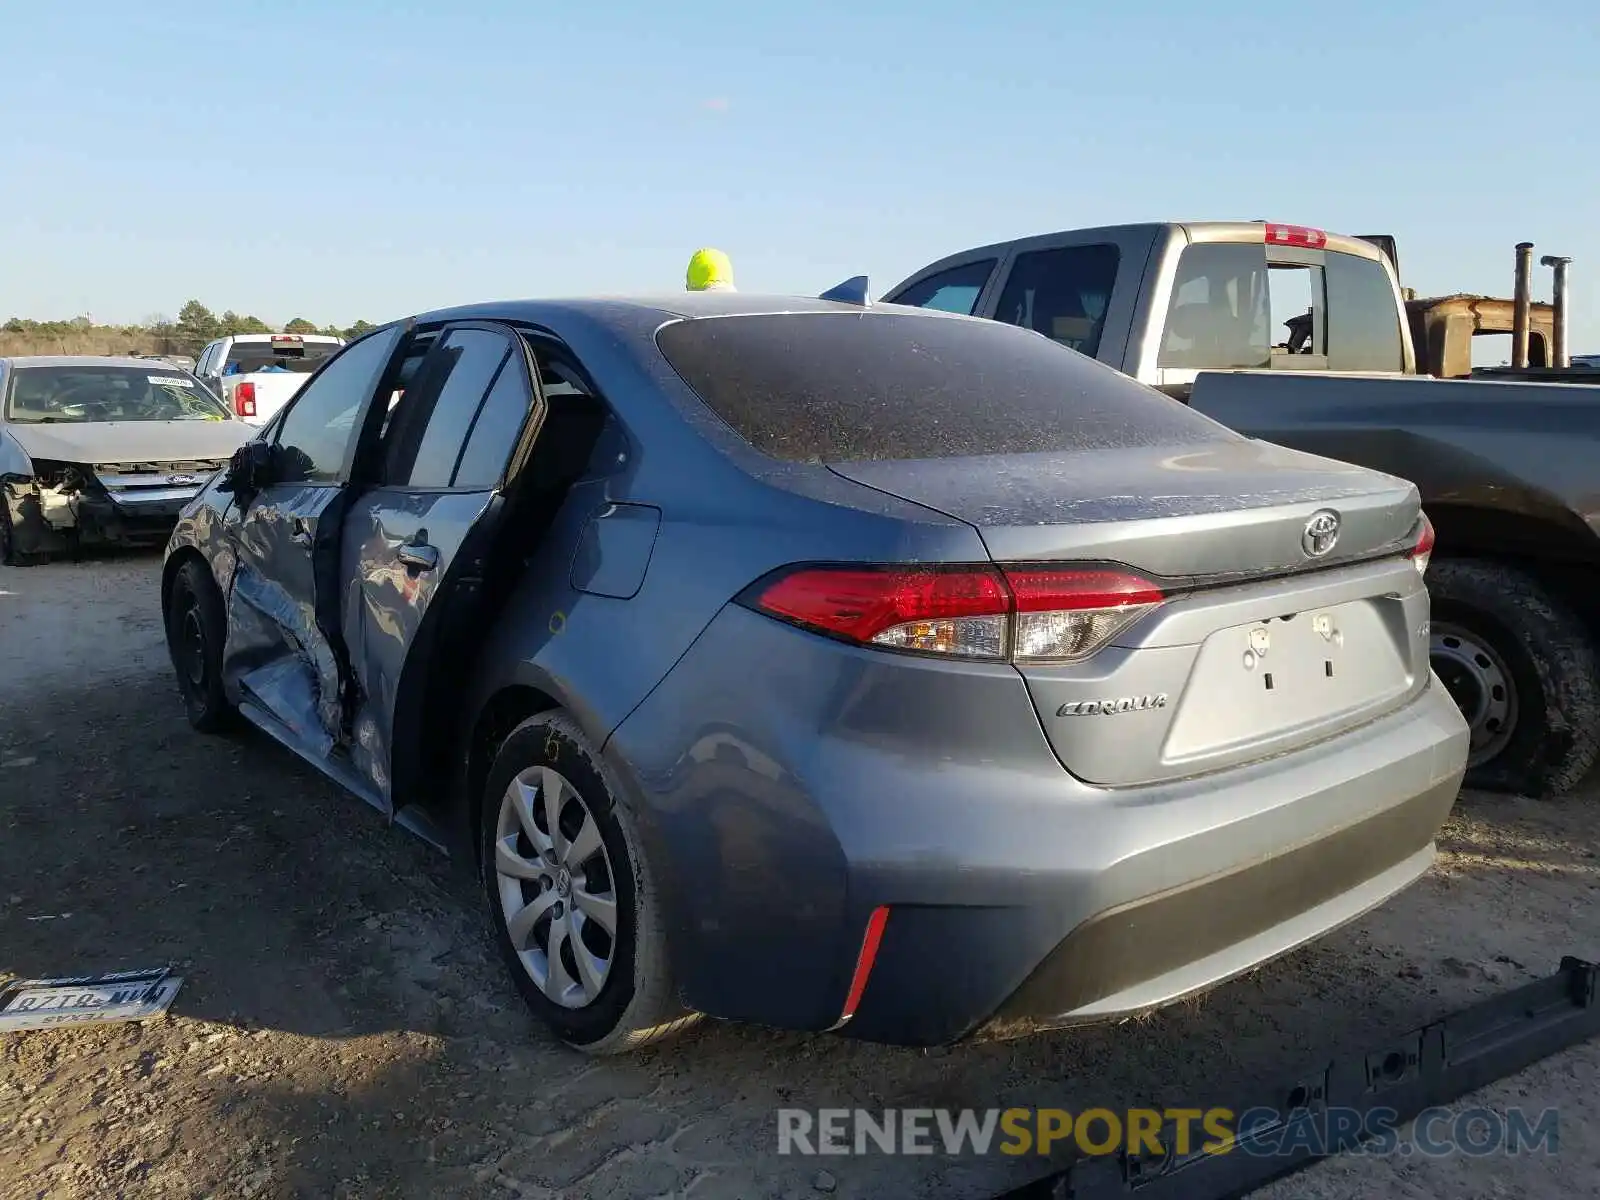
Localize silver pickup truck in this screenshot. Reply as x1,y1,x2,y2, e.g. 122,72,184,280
888,221,1600,798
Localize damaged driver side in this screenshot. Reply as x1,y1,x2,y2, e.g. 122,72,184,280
166,318,600,852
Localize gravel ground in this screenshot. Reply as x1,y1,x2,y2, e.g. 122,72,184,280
2,553,1599,1200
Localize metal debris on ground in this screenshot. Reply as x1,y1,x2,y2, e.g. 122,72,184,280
0,967,183,1032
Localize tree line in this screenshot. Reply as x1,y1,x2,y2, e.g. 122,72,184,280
2,299,377,351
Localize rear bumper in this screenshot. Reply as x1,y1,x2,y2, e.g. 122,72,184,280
838,682,1465,1046
607,605,1469,1046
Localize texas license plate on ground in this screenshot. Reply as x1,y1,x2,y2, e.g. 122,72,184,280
0,968,183,1032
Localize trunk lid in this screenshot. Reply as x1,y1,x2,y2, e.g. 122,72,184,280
828,440,1430,787
826,439,1419,579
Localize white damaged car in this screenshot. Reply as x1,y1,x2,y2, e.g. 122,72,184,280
0,356,251,565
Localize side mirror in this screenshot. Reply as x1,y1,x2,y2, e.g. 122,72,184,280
219,440,275,498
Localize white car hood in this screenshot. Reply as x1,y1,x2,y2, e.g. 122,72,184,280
4,419,251,465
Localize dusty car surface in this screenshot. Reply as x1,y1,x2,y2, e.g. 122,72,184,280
0,356,249,565
161,293,1469,1054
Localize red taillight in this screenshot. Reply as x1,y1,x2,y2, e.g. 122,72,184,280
234,381,257,417
1264,222,1328,250
1406,512,1435,575
753,566,1011,657
747,564,1165,662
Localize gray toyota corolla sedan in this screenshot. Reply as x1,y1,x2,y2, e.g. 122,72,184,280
161,291,1469,1053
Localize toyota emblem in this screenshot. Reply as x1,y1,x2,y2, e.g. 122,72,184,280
166,473,199,486
1302,509,1341,558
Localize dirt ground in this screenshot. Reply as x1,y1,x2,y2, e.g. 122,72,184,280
2,554,1599,1200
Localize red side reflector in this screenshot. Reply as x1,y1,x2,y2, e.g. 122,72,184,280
836,906,890,1026
1264,223,1328,250
234,381,256,417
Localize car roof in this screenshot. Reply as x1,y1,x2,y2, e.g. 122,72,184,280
408,290,972,335
224,333,343,343
0,355,191,370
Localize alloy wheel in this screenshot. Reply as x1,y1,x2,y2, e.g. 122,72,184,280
493,766,619,1009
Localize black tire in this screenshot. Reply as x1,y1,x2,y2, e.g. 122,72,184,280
0,503,44,567
480,712,694,1054
1427,558,1600,797
164,559,235,733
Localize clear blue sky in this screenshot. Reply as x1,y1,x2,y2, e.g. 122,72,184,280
2,1,1596,353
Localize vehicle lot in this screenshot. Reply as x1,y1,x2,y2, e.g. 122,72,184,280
3,554,1599,1200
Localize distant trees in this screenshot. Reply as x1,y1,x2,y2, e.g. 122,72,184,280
176,299,218,341
3,302,380,349
220,310,273,335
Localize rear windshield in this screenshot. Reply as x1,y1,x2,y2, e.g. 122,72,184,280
5,366,231,424
655,312,1229,462
223,339,341,375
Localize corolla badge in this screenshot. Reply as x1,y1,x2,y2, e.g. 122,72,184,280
1057,694,1169,717
1301,509,1341,558
166,473,201,486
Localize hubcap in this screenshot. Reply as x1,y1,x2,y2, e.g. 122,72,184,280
1430,622,1517,768
493,765,618,1009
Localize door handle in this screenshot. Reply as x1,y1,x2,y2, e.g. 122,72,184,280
397,542,439,572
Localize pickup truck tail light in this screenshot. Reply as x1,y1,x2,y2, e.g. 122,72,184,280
742,564,1165,663
1265,222,1328,249
234,382,256,418
1406,512,1435,575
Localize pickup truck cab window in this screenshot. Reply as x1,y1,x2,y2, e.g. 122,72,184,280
1268,261,1326,359
1158,242,1271,370
1325,251,1406,372
992,244,1120,357
888,259,997,315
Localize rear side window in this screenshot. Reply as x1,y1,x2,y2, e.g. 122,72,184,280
656,312,1229,463
889,259,997,315
1158,242,1271,370
992,244,1120,357
452,355,536,489
396,329,513,488
1325,251,1405,371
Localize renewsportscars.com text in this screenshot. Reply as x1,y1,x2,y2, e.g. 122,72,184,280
776,1106,1559,1158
